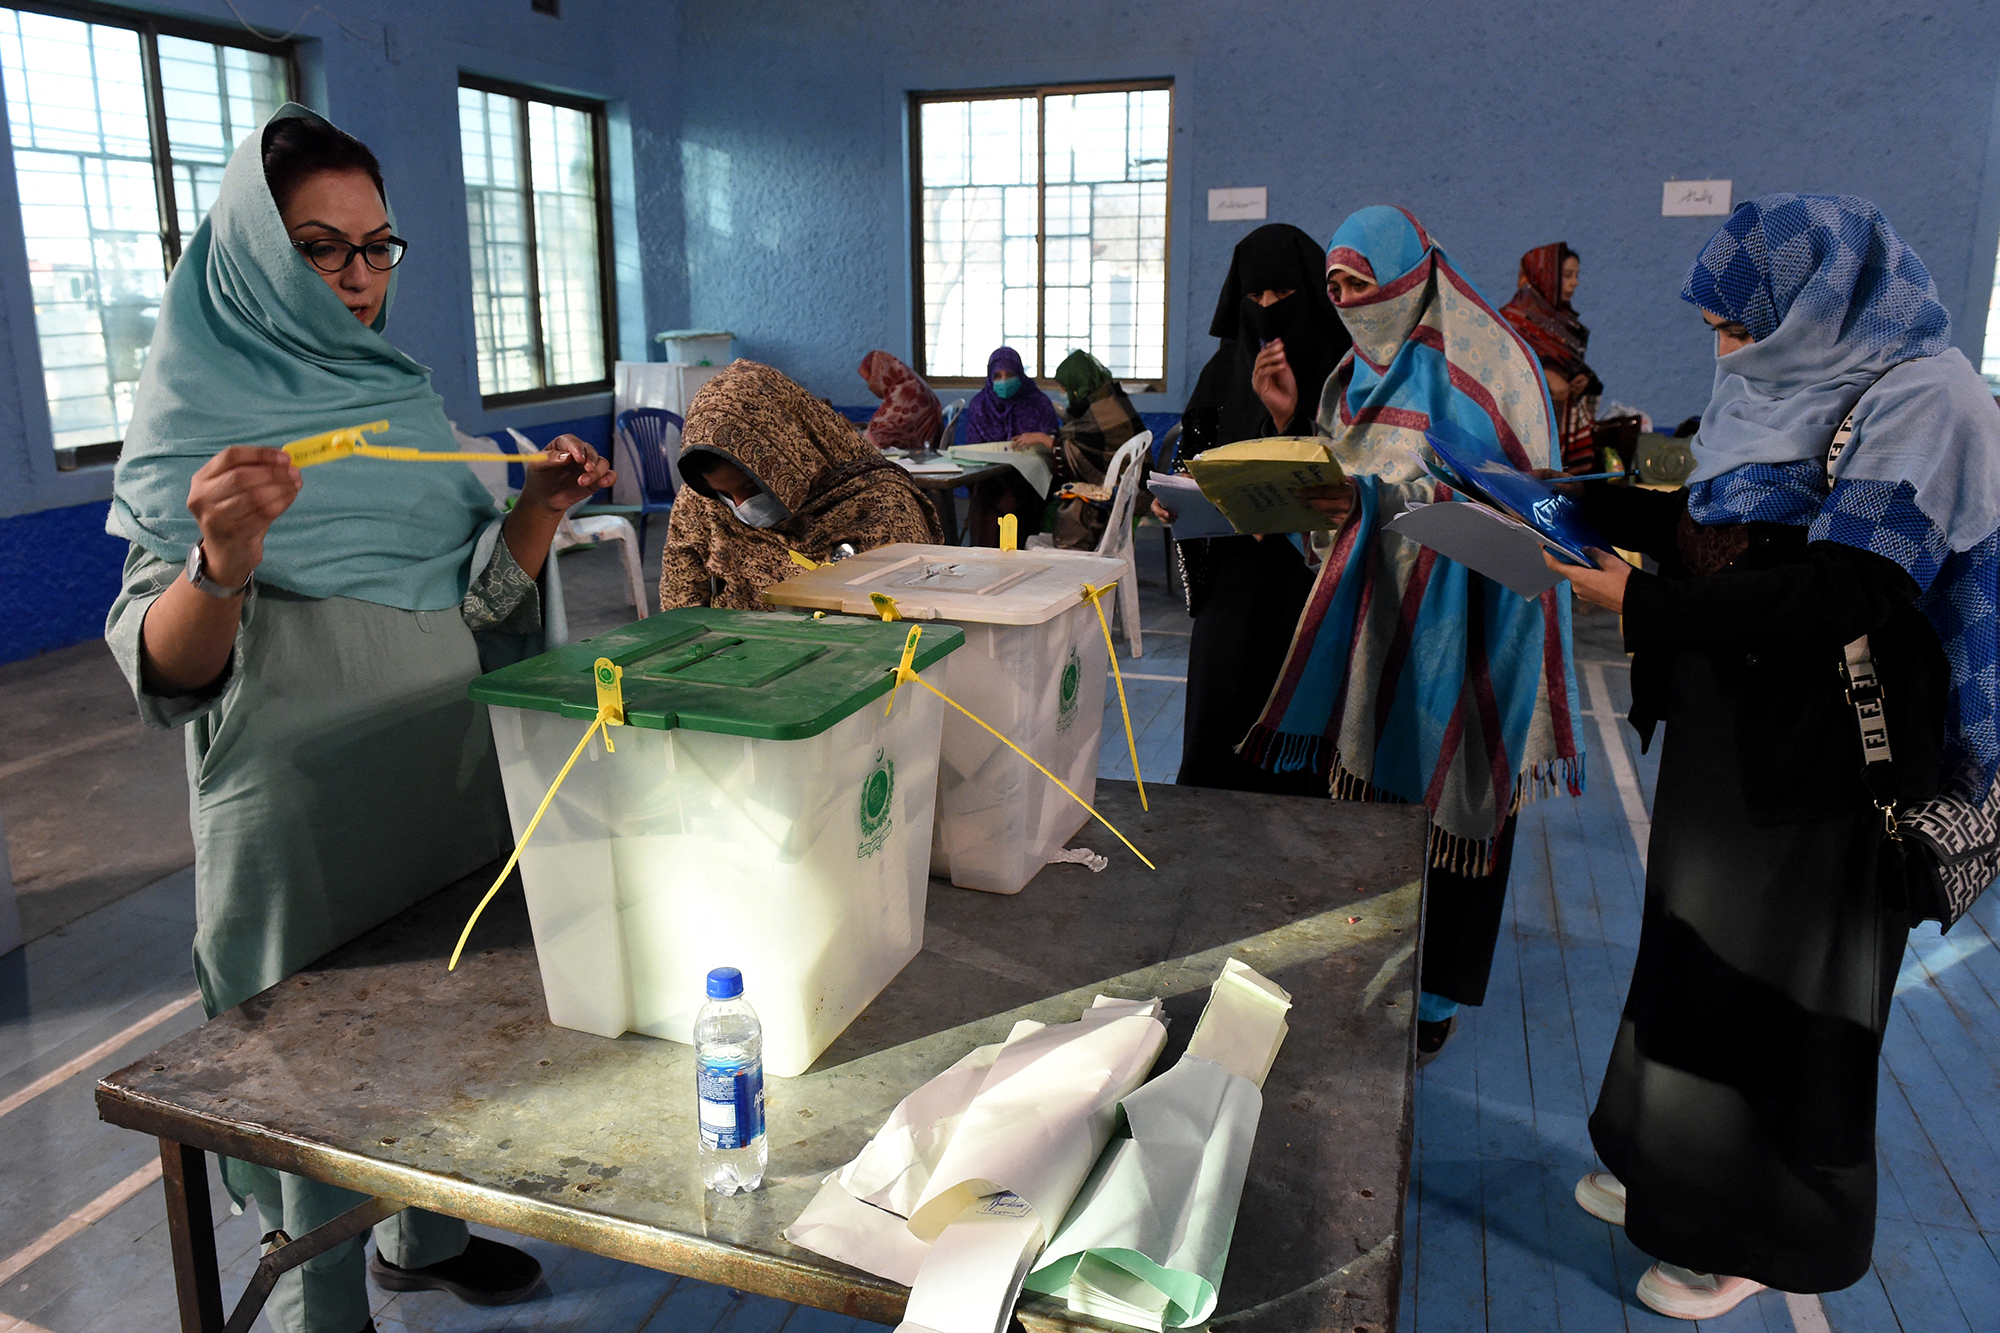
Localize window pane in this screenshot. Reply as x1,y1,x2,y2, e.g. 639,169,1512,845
0,9,161,449
460,88,537,396
918,88,1169,383
919,96,1035,378
528,100,604,388
1043,90,1169,381
157,34,287,241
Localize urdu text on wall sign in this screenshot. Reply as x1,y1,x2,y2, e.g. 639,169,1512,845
1208,188,1268,222
1662,180,1732,217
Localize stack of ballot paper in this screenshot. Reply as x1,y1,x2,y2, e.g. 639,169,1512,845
785,996,1168,1333
1021,959,1293,1329
1147,473,1235,541
1386,421,1614,599
1183,437,1346,534
949,443,1054,498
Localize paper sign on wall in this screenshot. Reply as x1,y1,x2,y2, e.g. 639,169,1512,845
1207,188,1267,222
1662,180,1732,216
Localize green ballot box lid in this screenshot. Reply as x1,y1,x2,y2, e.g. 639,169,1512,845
469,608,964,740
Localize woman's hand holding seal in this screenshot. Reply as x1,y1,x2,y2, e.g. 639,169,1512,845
503,434,618,578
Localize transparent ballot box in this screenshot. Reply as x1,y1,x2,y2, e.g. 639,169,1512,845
764,544,1124,895
468,609,963,1076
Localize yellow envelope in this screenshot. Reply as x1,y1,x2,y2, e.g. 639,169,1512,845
1184,437,1347,534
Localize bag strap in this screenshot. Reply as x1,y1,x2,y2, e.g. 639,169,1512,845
1828,399,1903,833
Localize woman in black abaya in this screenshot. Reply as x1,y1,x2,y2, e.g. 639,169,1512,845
1159,223,1351,793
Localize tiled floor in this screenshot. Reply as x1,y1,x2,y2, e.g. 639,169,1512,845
2,527,1996,1330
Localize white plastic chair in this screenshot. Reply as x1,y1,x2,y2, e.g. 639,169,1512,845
1093,430,1152,659
505,427,648,616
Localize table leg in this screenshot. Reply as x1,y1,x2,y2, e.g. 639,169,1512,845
158,1137,224,1333
936,487,962,547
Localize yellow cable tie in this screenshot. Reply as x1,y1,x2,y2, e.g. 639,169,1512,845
1082,580,1147,811
593,657,625,750
449,709,609,970
885,624,923,715
895,668,1154,871
283,420,390,467
999,513,1018,551
869,593,901,622
787,549,821,570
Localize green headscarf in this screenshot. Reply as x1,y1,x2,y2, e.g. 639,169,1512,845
1054,349,1115,404
109,103,499,611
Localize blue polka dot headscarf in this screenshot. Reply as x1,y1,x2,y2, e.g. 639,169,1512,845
1680,193,1951,359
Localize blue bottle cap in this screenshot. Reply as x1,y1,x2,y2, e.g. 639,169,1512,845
706,966,744,999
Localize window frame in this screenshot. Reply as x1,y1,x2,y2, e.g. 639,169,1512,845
2,0,298,470
458,72,617,409
907,78,1175,394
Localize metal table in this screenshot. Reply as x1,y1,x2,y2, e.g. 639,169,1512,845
907,462,1012,547
98,782,1424,1333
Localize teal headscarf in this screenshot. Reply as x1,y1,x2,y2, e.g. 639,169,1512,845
109,104,499,611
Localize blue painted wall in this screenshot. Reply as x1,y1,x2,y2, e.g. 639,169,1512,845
678,0,2000,427
7,0,2000,664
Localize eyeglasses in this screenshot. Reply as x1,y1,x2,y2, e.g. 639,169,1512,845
292,236,409,274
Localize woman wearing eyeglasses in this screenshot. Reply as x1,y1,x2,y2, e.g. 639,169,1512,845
103,108,601,1333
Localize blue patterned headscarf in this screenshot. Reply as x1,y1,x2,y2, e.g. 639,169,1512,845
1682,194,2000,798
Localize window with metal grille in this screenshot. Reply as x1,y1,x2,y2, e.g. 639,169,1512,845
458,78,613,405
912,82,1171,388
0,4,291,467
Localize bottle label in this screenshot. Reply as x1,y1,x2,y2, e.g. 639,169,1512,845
697,1057,765,1150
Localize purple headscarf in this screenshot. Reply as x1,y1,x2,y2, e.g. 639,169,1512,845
958,346,1061,444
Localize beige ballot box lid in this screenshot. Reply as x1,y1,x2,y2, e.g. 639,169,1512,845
763,544,1128,626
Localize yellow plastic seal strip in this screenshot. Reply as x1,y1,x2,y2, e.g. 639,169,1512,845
869,592,901,622
999,513,1018,551
1081,580,1147,811
284,420,518,468
449,658,626,970
886,625,1154,871
787,549,822,570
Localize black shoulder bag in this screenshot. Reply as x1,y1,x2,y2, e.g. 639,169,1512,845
1830,406,2000,931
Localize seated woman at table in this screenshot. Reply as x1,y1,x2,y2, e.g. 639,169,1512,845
106,107,602,1333
858,348,943,450
659,360,944,608
1022,349,1149,549
960,345,1061,545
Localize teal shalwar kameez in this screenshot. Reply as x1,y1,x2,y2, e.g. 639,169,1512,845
104,104,545,1333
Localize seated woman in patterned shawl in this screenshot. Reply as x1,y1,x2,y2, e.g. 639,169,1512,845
659,360,944,609
857,349,944,450
1026,349,1149,549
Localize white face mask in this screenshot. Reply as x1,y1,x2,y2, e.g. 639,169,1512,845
729,492,788,529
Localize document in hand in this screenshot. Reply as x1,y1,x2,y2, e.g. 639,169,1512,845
1183,437,1347,534
1146,473,1235,541
1388,500,1569,599
1419,420,1609,566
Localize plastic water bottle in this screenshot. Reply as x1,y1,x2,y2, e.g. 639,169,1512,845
694,966,767,1194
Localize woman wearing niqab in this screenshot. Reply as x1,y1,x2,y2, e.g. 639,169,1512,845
1167,223,1351,793
1563,194,2000,1316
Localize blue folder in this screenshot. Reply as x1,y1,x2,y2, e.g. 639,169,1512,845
1420,420,1610,567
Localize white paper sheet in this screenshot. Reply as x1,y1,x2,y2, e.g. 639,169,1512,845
909,996,1167,1241
786,1172,932,1287
1147,473,1236,540
895,1192,1045,1333
1387,500,1566,599
1185,957,1293,1089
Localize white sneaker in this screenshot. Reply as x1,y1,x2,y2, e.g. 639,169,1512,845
1635,1262,1766,1319
1574,1171,1627,1226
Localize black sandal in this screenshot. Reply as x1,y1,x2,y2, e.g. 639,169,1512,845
1416,1015,1456,1062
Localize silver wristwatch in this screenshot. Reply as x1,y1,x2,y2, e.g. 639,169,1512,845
185,543,251,598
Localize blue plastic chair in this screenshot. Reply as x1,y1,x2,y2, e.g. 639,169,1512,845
615,407,685,551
